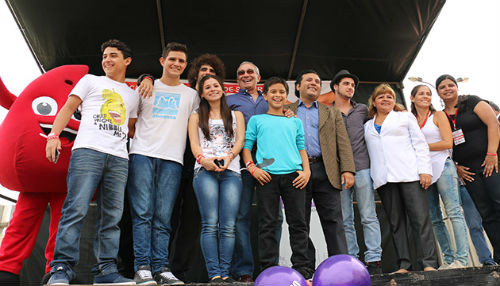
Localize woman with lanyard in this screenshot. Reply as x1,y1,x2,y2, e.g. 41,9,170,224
364,84,437,273
410,84,469,269
436,74,500,264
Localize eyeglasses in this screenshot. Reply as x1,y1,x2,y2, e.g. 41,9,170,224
237,69,255,76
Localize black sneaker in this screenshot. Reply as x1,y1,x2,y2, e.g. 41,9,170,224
47,266,71,286
294,266,314,280
209,277,225,284
154,267,184,285
483,261,499,267
236,274,253,282
93,272,135,285
222,277,236,283
366,261,382,275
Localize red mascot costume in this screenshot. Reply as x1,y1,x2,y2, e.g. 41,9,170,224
0,65,88,284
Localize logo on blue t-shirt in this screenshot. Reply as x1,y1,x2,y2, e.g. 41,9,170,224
153,92,180,119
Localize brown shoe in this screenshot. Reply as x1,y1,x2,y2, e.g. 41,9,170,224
237,275,253,282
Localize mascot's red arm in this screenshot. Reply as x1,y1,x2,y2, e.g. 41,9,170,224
0,77,17,110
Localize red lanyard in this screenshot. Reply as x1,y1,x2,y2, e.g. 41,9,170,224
417,110,430,129
444,108,459,129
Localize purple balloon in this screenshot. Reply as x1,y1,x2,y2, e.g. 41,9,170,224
312,255,371,286
255,266,309,286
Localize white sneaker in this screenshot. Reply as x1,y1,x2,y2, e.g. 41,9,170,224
438,262,450,270
448,260,467,269
134,265,157,285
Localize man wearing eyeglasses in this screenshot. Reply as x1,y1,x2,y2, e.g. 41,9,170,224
226,61,268,282
227,61,267,124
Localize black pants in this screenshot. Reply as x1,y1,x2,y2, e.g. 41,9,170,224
257,172,309,271
464,162,500,263
305,161,347,268
377,181,438,270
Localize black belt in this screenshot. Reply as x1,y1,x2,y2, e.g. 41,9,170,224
308,156,323,163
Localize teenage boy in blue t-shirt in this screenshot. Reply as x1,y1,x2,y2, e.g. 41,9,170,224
242,77,314,279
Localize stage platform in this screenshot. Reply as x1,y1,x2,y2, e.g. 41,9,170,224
369,266,500,286
179,266,500,286
41,266,500,286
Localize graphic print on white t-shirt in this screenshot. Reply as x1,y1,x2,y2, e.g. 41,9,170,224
200,123,235,157
153,92,180,119
93,88,127,140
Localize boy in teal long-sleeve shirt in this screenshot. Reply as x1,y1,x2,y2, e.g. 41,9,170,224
242,77,313,279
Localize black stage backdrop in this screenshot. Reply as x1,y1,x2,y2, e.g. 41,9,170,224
6,0,445,84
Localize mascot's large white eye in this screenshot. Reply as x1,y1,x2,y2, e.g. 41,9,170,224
32,96,58,116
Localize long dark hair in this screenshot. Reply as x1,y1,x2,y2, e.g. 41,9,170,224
410,84,436,118
197,74,234,140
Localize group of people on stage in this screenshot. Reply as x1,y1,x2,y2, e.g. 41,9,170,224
41,39,499,285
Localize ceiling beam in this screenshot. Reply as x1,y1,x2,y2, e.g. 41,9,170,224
287,0,309,80
156,0,166,49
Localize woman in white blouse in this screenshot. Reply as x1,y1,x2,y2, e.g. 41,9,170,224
364,84,437,274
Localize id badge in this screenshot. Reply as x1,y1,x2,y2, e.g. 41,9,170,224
452,129,465,145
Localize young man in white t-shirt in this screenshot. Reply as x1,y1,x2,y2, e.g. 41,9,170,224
127,42,199,285
45,39,139,286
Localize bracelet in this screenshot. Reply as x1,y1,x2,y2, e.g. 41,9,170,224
137,74,155,85
250,166,257,176
47,132,59,141
143,76,153,83
196,154,204,164
245,161,255,168
486,152,497,157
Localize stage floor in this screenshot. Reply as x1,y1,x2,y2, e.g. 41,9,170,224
369,266,500,286
43,266,500,286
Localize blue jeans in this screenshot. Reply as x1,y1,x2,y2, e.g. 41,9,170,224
193,168,242,279
427,158,469,265
341,168,382,262
232,170,255,277
50,148,128,277
127,154,182,273
460,184,496,264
